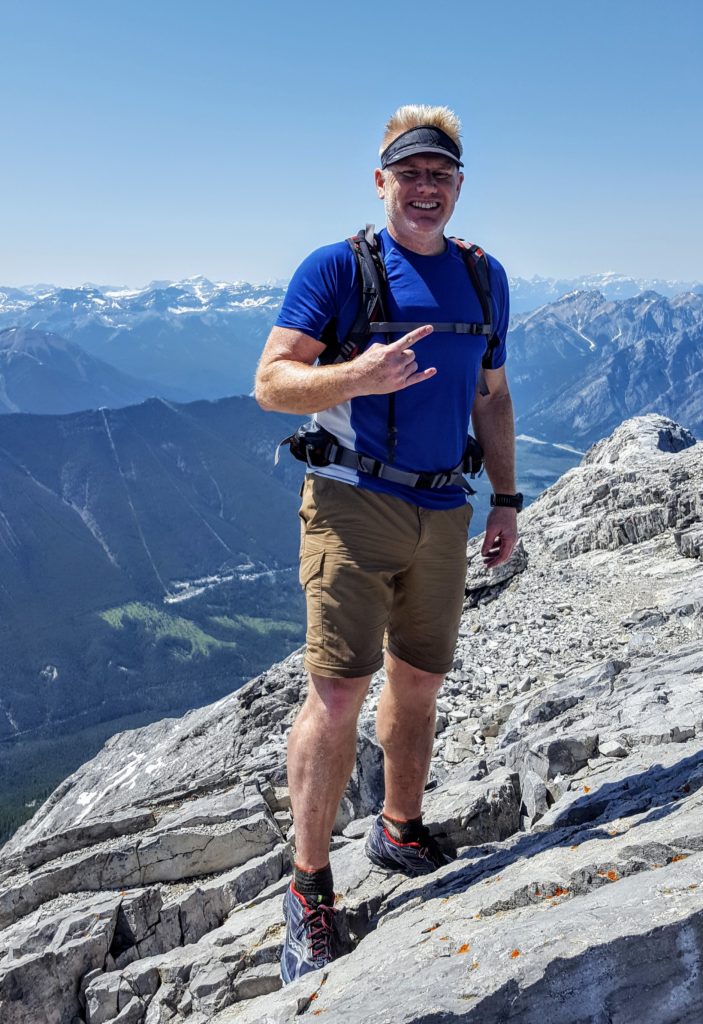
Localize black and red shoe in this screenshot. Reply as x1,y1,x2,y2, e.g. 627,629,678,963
364,815,452,876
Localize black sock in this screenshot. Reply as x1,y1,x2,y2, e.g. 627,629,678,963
293,862,334,905
382,813,424,843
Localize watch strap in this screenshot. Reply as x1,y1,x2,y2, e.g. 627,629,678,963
490,492,524,512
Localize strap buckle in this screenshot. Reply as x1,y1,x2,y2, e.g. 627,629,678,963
357,454,381,476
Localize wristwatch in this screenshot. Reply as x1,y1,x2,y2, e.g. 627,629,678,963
490,492,524,512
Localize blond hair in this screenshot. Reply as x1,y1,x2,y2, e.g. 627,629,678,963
380,104,463,157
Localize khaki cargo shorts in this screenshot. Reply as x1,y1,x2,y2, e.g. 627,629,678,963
298,474,472,679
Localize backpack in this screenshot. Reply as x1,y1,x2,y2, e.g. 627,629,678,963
279,225,496,491
318,225,501,391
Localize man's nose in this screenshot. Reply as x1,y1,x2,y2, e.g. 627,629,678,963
416,172,438,189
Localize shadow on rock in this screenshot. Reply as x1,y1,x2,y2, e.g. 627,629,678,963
380,749,703,915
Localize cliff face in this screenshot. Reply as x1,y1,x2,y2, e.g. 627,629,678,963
2,414,703,1024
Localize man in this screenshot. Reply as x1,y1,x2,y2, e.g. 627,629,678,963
255,104,519,983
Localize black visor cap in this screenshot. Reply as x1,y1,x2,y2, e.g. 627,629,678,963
380,126,463,169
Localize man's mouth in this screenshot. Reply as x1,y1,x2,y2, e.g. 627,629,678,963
410,201,440,210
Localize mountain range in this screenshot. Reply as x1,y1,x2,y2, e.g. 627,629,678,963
0,327,188,414
1,272,701,404
509,289,703,445
1,285,701,455
508,271,702,312
0,278,284,400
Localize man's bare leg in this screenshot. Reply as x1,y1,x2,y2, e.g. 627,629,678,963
375,652,444,821
287,671,372,869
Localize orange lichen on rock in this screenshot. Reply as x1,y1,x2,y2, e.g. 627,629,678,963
457,943,471,954
422,923,440,933
583,785,591,793
671,854,690,863
553,886,569,897
510,949,521,958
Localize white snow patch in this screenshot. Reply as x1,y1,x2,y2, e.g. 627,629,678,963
572,326,597,351
516,435,585,456
74,759,143,824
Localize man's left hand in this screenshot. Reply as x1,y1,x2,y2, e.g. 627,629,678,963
481,507,518,569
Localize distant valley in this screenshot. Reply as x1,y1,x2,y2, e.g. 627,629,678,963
0,396,305,839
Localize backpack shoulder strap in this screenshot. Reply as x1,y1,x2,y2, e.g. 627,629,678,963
315,226,386,366
336,225,389,362
450,239,493,339
450,238,502,395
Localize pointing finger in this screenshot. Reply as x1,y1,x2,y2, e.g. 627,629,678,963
388,325,434,350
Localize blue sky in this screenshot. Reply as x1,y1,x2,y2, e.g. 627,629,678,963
2,0,701,286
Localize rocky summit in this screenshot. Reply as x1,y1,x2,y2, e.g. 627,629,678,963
2,413,703,1024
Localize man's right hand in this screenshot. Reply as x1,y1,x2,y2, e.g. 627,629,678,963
349,325,436,395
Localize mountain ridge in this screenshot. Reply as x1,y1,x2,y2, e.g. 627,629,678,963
509,289,703,444
0,327,189,414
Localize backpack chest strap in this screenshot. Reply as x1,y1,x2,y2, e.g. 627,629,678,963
370,321,492,336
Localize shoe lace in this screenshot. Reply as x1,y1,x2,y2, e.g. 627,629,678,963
303,903,334,964
417,826,447,864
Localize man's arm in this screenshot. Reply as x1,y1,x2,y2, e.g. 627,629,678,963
471,365,519,568
254,324,436,414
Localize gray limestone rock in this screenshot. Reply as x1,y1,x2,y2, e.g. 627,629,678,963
520,769,550,825
0,812,281,929
0,895,121,1024
599,737,628,758
18,809,156,873
422,768,520,849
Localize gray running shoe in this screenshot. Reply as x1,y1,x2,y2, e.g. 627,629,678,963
365,815,452,876
280,883,338,984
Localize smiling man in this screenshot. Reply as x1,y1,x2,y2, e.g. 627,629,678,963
255,104,518,983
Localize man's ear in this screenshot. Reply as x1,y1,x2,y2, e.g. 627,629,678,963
456,171,464,200
374,168,385,199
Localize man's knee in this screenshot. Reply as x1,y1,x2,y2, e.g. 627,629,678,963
304,672,371,725
385,652,445,697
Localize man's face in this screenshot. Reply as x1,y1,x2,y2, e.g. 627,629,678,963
374,154,463,252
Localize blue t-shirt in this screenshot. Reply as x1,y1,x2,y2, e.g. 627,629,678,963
275,228,510,509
